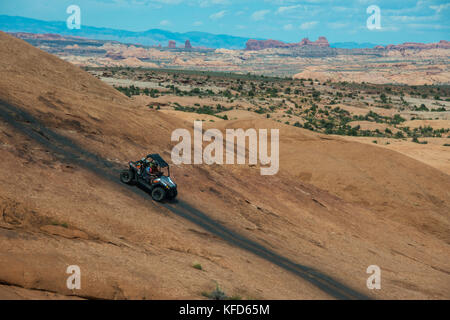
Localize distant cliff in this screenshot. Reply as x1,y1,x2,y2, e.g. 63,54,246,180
246,37,330,50
374,40,450,51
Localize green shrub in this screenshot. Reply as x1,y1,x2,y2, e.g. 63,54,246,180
202,284,228,300
193,263,202,271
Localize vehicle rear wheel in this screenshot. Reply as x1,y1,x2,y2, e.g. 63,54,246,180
120,169,134,184
151,187,166,202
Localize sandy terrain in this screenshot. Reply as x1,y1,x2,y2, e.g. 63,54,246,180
159,109,222,122
293,61,450,85
347,121,401,133
401,120,450,129
342,136,450,175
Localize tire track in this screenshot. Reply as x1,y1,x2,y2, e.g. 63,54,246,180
0,100,370,300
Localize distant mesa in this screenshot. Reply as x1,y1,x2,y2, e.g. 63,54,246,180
374,40,450,51
184,40,192,49
168,40,176,48
9,32,84,41
246,37,330,50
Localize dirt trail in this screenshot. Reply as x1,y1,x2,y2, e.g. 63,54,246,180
0,99,369,300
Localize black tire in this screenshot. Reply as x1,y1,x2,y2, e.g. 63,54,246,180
120,169,134,184
151,187,166,202
167,189,178,200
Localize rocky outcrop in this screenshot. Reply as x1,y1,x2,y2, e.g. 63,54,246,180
375,40,450,51
105,52,125,60
299,37,329,47
168,40,176,48
10,32,66,40
245,39,292,50
246,37,330,50
10,32,90,42
313,36,330,47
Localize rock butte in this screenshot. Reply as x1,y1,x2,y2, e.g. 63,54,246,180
168,40,176,48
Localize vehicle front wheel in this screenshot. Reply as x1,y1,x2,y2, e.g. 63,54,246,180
151,187,166,202
167,189,177,200
120,169,134,184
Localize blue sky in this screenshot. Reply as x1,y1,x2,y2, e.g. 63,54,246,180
1,0,449,44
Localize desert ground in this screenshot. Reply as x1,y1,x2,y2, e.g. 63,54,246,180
0,31,449,300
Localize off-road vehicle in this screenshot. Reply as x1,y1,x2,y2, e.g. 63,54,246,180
120,154,177,201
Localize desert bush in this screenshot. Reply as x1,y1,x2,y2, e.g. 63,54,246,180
192,263,202,270
202,284,228,300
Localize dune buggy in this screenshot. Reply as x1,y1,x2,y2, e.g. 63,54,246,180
120,154,177,201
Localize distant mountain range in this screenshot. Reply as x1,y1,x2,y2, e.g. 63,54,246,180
0,15,380,49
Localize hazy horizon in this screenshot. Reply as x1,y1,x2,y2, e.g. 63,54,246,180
0,0,449,45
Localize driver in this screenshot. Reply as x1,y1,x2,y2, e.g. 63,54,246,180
142,160,159,180
149,161,159,175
